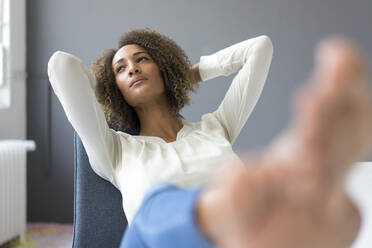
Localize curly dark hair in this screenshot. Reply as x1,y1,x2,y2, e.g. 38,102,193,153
91,28,198,133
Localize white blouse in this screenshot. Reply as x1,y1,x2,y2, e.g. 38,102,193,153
47,35,273,223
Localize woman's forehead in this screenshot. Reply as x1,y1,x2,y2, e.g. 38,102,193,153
112,44,147,65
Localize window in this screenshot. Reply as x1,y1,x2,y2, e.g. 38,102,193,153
0,0,24,110
0,0,8,88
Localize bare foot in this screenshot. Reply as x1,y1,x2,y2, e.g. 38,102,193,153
293,36,372,188
197,37,372,248
265,36,372,193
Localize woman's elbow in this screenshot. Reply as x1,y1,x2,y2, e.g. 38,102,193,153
259,35,274,55
48,51,84,77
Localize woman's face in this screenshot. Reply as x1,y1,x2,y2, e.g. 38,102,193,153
112,44,165,107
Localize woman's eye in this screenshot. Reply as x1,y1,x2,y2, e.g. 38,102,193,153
137,57,148,62
116,66,125,73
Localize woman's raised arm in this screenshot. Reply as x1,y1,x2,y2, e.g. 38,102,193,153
199,35,274,144
48,51,121,188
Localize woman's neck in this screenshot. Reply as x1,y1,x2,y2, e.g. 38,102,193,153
135,102,183,142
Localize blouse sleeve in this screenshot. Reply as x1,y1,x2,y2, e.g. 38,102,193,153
199,35,273,144
47,51,122,189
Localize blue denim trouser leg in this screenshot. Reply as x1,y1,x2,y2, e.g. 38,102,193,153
119,183,213,248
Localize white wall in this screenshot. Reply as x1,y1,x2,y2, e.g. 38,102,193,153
0,0,26,139
348,163,372,248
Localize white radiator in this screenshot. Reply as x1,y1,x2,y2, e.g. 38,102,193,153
0,140,35,246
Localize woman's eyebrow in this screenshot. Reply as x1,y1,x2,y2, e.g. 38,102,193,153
133,51,148,57
113,51,148,66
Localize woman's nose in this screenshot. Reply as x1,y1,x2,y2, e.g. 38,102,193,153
128,67,140,76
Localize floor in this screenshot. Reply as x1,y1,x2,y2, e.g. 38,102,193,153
1,223,73,248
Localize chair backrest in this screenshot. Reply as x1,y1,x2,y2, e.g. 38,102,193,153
72,131,127,248
72,114,184,247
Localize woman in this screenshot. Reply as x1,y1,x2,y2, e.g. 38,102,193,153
48,28,273,222
47,27,272,246
48,29,366,247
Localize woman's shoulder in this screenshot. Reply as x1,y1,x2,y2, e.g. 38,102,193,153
195,113,230,139
115,130,136,140
181,113,227,130
115,129,165,144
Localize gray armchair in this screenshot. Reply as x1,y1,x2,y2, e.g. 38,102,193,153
72,131,128,248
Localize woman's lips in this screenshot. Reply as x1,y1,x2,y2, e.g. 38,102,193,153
130,78,147,87
132,79,146,87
